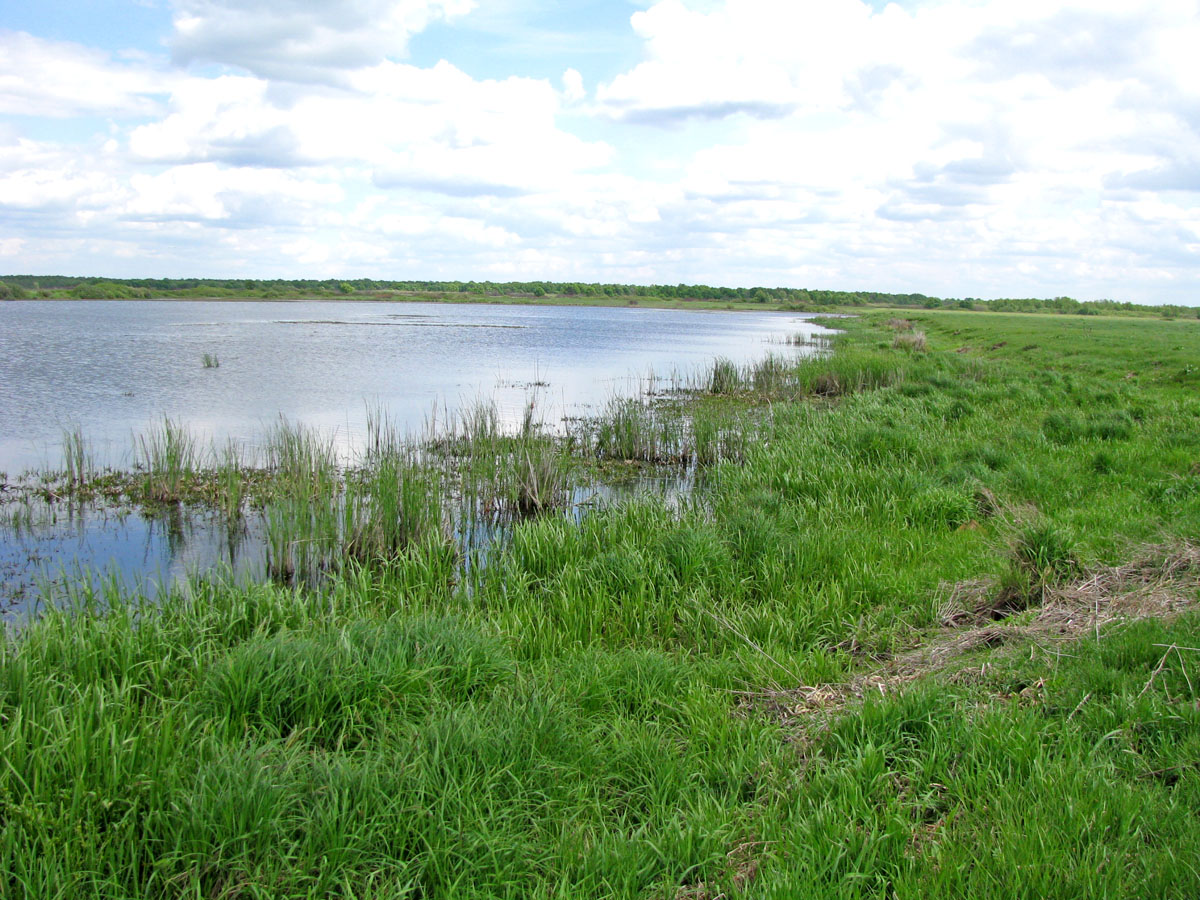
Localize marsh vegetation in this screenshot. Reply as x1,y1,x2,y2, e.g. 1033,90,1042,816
2,309,1199,898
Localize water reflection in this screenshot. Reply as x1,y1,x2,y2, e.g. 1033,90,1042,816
0,301,835,619
0,300,831,472
0,466,692,621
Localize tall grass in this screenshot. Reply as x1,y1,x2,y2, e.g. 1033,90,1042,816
61,425,92,489
343,452,445,562
507,438,568,515
214,439,247,524
136,418,200,503
707,356,740,394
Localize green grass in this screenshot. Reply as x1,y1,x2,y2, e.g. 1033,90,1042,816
135,417,201,504
3,309,1200,897
60,425,92,490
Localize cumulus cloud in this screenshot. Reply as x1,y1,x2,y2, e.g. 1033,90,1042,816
130,59,611,197
561,68,585,105
3,0,1199,302
0,31,170,117
582,0,1200,301
123,163,344,224
169,0,476,82
0,137,125,213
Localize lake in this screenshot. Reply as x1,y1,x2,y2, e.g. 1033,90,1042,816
0,299,831,473
0,299,833,616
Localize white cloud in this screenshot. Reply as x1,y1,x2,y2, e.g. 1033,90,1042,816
169,0,476,82
0,138,126,212
561,68,585,104
130,59,611,197
123,163,344,223
579,0,1200,301
2,0,1199,303
0,31,170,117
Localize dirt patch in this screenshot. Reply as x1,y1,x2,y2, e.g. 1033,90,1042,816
752,543,1200,725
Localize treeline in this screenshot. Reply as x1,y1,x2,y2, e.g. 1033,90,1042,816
0,276,1195,317
0,275,935,306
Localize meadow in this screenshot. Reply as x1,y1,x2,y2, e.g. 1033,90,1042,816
1,309,1198,898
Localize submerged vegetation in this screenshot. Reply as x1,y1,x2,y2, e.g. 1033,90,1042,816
2,309,1200,897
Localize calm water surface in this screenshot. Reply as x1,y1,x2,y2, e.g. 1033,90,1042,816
0,299,829,472
0,300,832,618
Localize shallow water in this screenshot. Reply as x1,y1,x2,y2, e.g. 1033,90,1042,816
0,300,831,618
0,501,265,618
0,299,827,472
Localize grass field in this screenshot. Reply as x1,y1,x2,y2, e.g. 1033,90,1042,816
2,309,1199,898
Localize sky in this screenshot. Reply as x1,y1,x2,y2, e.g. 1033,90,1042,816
1,0,1198,303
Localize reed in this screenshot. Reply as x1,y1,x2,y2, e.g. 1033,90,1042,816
264,417,339,494
364,403,405,461
343,451,445,562
214,439,247,524
707,356,741,394
587,397,682,463
507,438,569,515
892,330,929,351
750,353,792,395
61,425,92,490
136,418,200,503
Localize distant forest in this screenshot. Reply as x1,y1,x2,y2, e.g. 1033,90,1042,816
1,275,1196,318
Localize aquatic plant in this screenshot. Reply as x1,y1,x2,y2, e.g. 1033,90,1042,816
215,440,248,524
136,418,200,503
344,452,445,562
707,356,741,394
61,426,92,489
508,439,568,516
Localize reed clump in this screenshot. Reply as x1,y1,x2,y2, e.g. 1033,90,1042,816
215,440,247,523
136,418,200,503
893,330,929,351
508,439,568,515
707,357,741,394
61,426,92,490
343,453,446,562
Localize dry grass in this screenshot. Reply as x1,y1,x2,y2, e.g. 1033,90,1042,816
886,318,914,331
892,331,928,351
750,543,1200,725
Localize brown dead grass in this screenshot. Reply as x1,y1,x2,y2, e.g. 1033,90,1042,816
750,543,1200,726
892,331,928,352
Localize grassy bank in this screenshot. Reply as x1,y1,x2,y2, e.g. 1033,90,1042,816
2,310,1199,898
